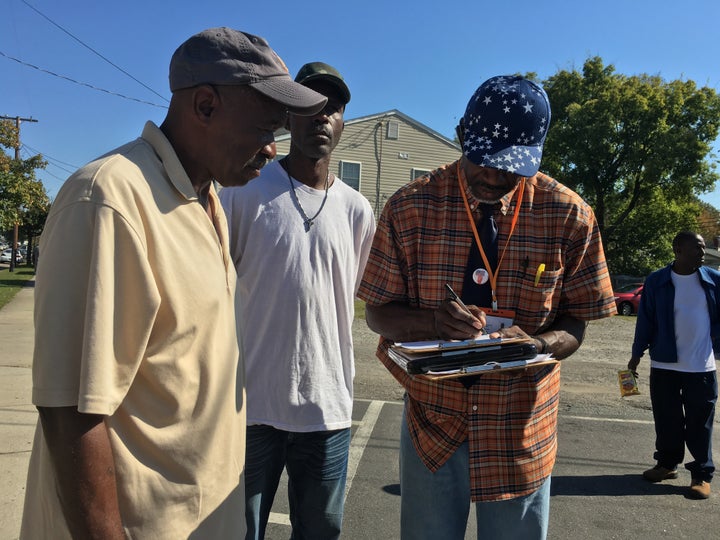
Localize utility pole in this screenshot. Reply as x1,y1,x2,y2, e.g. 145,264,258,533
0,115,38,272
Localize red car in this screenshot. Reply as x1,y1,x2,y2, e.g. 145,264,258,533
614,283,644,316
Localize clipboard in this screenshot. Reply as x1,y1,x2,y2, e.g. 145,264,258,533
388,338,547,376
421,356,559,380
393,335,529,353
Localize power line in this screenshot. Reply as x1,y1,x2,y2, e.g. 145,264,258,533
20,146,76,176
20,0,168,103
21,143,79,170
17,146,70,183
0,51,168,109
39,167,69,183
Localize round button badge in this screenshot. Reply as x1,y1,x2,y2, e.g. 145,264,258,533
472,268,489,285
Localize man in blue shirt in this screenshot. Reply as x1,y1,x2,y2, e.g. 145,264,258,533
629,231,720,499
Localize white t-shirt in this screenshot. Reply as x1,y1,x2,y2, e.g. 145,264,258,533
220,160,375,432
651,270,716,372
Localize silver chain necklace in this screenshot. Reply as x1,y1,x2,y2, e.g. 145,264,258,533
282,160,330,232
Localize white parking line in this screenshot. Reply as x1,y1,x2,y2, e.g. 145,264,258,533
345,400,384,497
355,398,402,406
563,414,654,425
267,399,387,527
268,511,291,526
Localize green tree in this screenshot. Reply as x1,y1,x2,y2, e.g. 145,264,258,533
609,191,696,275
21,202,50,266
0,119,49,237
540,57,720,275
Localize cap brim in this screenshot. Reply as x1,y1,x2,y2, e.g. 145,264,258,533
297,74,351,104
250,78,327,116
465,145,543,177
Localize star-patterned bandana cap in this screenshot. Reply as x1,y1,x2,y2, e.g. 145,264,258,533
462,75,551,177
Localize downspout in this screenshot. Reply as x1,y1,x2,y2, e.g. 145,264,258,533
374,121,383,216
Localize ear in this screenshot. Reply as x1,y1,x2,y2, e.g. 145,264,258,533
455,118,465,145
193,85,219,124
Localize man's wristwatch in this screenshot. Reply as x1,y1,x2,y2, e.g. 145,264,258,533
535,336,549,355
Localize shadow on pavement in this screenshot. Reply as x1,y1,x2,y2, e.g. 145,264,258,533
382,483,401,496
551,474,688,497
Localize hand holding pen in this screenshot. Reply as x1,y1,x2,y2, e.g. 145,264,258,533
441,284,486,337
444,283,473,316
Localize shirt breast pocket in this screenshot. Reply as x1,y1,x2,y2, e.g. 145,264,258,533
514,265,564,319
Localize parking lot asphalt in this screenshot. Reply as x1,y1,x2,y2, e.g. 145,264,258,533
1,281,719,539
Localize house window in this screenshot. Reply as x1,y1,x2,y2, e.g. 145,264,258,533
411,168,431,181
339,161,361,190
387,121,399,140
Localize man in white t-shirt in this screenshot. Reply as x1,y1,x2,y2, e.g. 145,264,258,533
220,62,376,539
629,231,720,500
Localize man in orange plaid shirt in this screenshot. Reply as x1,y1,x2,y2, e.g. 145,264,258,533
358,75,616,539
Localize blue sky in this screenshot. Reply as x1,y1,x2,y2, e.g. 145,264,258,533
2,0,719,206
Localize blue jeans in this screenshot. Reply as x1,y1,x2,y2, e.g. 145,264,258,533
244,424,351,540
649,367,717,482
399,407,550,540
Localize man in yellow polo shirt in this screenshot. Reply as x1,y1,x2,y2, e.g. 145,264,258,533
20,28,326,539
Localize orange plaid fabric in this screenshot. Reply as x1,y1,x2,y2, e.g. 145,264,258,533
358,161,616,501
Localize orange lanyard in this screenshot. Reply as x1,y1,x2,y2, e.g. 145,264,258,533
457,162,525,310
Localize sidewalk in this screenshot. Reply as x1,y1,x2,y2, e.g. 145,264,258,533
0,281,36,540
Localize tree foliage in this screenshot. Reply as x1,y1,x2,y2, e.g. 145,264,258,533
696,200,720,248
540,57,720,275
0,119,49,233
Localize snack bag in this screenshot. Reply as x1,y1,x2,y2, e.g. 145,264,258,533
618,369,640,396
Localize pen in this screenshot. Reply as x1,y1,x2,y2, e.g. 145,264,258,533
444,283,473,316
534,264,546,287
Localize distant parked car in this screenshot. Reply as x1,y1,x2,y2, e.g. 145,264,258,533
1,248,23,264
614,283,644,316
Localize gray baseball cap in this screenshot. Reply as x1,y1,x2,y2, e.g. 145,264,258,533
169,27,327,116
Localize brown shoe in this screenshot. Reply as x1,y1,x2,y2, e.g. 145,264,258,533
688,479,711,499
642,465,679,482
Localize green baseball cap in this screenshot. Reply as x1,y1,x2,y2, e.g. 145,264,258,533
294,62,351,104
